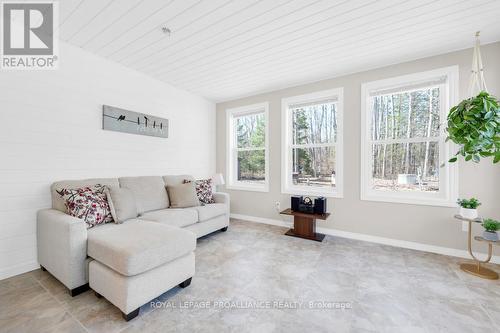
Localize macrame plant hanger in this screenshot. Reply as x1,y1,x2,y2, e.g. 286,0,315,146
468,31,488,97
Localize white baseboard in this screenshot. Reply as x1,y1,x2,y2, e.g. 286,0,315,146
0,261,39,281
230,213,500,264
231,214,292,228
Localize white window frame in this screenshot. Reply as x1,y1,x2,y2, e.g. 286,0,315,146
226,102,269,192
281,88,344,198
360,66,459,207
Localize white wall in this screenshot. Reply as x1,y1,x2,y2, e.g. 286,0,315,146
216,42,500,254
0,42,216,280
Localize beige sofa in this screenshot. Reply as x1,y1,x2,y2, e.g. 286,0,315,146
37,175,229,320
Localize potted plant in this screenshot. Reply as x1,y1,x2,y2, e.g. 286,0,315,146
457,198,481,219
482,219,500,241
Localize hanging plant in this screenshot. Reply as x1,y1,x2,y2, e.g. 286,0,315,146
446,32,500,164
446,91,500,163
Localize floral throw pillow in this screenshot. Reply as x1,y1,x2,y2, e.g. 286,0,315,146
192,179,215,204
56,184,114,229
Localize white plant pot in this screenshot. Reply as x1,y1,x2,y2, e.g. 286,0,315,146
459,207,478,219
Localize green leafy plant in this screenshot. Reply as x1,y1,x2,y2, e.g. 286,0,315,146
457,198,481,209
446,91,500,163
482,219,500,232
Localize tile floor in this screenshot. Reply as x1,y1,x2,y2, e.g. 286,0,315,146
1,219,500,333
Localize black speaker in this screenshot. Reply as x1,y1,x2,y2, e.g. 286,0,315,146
314,197,327,215
299,196,314,214
291,196,302,211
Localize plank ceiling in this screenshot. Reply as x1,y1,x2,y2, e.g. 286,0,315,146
38,0,500,101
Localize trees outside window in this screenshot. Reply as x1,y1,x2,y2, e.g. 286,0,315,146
236,113,266,183
226,103,269,192
361,67,459,206
282,89,343,197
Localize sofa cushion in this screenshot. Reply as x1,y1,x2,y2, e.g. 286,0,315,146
194,179,215,204
140,209,198,228
87,219,196,276
57,185,113,228
192,203,227,221
118,176,169,214
105,187,137,223
167,182,200,208
51,178,119,212
163,175,194,186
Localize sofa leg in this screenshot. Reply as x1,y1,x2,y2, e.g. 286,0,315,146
178,277,192,288
69,283,89,297
40,265,47,271
221,226,228,232
94,291,102,298
122,308,140,321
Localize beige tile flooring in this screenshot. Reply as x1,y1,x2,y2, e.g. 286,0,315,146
1,219,500,333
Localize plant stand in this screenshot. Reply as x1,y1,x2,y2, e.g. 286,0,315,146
455,215,499,280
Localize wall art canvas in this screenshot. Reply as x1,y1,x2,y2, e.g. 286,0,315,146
102,105,169,138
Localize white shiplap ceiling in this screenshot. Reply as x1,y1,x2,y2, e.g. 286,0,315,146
53,0,500,101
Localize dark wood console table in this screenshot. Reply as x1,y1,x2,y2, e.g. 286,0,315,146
280,208,330,242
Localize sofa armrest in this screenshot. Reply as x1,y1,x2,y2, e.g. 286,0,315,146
213,192,230,211
37,209,88,289
213,192,229,205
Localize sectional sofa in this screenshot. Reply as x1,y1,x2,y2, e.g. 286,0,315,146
36,175,229,320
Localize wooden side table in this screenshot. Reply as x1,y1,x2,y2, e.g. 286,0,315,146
454,214,499,280
280,208,330,242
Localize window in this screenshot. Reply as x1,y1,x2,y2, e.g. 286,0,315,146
226,103,269,192
281,89,343,197
360,66,459,206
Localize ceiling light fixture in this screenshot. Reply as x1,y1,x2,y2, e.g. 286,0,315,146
161,27,171,37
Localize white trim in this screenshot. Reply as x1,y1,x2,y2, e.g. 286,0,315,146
230,214,500,264
290,142,338,149
281,88,344,198
225,184,269,193
234,147,264,152
231,213,290,228
281,187,343,198
360,66,459,207
0,261,39,281
226,102,270,193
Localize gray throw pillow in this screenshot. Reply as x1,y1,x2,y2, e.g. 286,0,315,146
105,187,138,224
166,182,201,208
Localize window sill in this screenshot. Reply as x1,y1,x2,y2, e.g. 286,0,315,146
360,193,457,207
226,184,269,193
282,187,343,198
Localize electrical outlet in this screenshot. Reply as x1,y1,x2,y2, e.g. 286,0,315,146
275,201,281,212
462,221,468,232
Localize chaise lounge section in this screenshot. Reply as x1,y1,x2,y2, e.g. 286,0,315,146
88,220,195,320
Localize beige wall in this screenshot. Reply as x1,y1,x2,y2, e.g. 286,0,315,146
216,42,500,251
